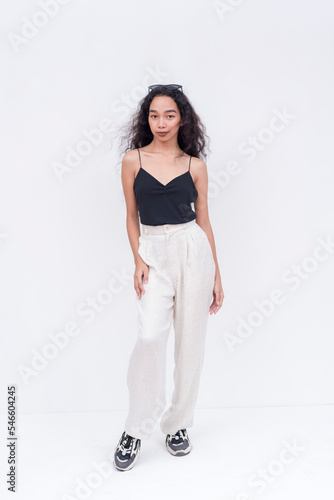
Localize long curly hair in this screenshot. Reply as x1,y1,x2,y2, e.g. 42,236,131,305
117,86,211,161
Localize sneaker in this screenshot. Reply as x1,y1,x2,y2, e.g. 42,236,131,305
165,428,192,456
113,431,141,471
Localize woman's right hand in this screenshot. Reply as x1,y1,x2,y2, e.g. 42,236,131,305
134,259,149,299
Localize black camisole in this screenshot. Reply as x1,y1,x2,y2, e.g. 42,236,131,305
133,148,198,226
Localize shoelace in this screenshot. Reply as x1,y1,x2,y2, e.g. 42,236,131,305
118,434,136,456
170,429,187,442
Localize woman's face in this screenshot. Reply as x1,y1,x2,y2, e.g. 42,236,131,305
148,95,183,141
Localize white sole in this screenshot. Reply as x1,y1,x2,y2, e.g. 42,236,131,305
166,442,192,456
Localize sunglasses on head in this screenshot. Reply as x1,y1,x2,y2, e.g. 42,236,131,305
148,84,183,92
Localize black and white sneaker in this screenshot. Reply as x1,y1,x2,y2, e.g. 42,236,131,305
113,431,141,471
165,428,192,456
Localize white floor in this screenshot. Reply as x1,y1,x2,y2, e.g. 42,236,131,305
2,406,334,500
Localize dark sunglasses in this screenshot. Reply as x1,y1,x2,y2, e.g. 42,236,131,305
148,84,183,92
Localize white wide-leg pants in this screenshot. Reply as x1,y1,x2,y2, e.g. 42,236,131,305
124,219,216,440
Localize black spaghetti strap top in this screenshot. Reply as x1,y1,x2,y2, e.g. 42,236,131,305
133,148,198,226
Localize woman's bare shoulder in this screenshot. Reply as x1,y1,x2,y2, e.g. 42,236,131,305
190,155,206,164
122,148,139,165
190,156,207,182
121,149,140,187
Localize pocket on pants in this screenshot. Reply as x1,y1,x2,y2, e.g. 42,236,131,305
138,236,149,266
195,224,210,246
194,224,215,266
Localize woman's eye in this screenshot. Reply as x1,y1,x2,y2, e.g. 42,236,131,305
150,115,175,119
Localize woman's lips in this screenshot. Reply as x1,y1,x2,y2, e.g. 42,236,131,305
157,132,168,136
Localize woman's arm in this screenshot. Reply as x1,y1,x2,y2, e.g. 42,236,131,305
193,158,220,278
121,150,149,298
193,158,224,314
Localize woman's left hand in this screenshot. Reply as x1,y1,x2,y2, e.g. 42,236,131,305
209,273,224,315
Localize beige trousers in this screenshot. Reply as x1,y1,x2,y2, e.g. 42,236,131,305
124,219,216,440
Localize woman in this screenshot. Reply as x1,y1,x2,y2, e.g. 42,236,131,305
113,84,224,471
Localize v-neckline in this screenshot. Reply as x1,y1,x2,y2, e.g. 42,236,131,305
138,166,191,188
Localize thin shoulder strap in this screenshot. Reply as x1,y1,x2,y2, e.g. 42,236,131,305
137,148,142,168
188,155,192,171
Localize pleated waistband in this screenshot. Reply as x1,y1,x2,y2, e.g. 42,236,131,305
141,218,197,235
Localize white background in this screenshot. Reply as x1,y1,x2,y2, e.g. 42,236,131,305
1,0,334,416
